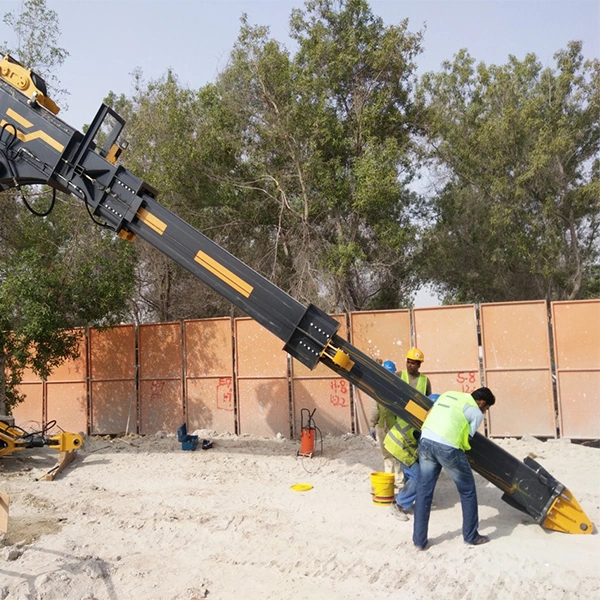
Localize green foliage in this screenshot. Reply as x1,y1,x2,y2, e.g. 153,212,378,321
180,0,426,311
0,197,136,410
418,41,600,303
2,0,69,102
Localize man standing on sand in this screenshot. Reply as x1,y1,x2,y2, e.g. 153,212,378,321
384,348,432,520
412,387,496,550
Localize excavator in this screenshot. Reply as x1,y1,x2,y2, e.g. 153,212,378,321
0,53,593,535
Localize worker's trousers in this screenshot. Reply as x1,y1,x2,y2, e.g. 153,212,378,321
412,438,480,548
395,460,419,510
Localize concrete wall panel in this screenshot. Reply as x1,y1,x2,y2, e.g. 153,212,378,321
90,380,137,435
89,325,136,435
552,300,600,370
47,330,87,383
235,318,288,377
481,301,555,437
12,383,43,430
552,300,600,438
139,379,183,434
292,378,352,437
484,370,556,437
557,371,600,439
187,377,235,432
236,378,290,437
414,305,479,373
185,318,235,433
46,382,87,434
185,318,233,378
45,334,87,434
139,323,183,434
139,322,183,380
427,371,482,397
235,318,289,435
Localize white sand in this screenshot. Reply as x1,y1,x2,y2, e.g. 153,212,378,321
1,433,598,600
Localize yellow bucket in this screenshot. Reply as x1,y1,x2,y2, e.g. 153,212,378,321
370,472,395,505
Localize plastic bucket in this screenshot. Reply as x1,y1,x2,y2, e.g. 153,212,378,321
370,472,395,505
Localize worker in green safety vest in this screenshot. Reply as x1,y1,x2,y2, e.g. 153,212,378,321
369,359,403,480
412,387,496,550
385,348,432,521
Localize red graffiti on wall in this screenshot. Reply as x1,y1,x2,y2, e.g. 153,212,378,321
329,379,349,408
456,371,478,393
216,377,234,411
149,380,166,405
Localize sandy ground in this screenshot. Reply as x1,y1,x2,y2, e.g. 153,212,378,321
0,431,598,600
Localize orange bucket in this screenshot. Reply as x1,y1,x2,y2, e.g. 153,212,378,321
370,472,395,505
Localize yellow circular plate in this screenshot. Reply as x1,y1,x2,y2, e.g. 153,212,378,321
291,483,313,492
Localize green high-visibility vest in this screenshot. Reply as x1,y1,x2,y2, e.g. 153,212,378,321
400,370,429,395
377,406,397,430
383,418,418,467
422,391,478,451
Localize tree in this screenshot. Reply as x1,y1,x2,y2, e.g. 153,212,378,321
0,0,135,413
188,0,425,312
105,70,237,322
418,42,600,303
2,0,69,103
105,0,426,318
0,196,136,412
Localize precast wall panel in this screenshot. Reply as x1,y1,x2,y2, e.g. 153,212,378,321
480,301,555,437
46,331,88,435
89,325,137,435
552,300,600,439
13,378,43,431
235,318,290,437
185,318,235,433
138,322,183,435
349,310,411,434
413,305,481,396
292,315,351,437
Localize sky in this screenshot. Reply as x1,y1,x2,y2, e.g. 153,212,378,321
1,0,598,306
1,0,597,130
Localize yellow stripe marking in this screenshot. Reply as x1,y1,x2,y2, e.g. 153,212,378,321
7,108,32,128
136,207,167,234
194,250,253,298
0,117,64,152
405,400,429,424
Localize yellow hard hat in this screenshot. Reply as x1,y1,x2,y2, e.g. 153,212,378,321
406,347,425,362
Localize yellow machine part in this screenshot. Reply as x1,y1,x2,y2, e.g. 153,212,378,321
47,431,83,452
0,55,59,114
542,488,594,534
321,341,355,371
0,423,26,458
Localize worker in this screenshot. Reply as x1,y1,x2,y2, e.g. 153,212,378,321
369,360,403,480
412,387,496,551
397,347,431,396
383,349,432,521
383,409,419,521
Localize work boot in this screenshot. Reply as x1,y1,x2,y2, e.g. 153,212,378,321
465,535,490,546
390,501,409,521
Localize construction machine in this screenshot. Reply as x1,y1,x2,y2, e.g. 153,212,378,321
0,416,82,460
0,54,593,534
